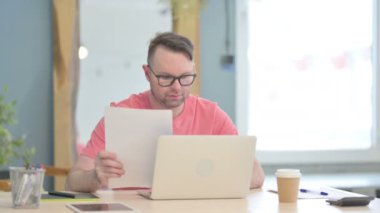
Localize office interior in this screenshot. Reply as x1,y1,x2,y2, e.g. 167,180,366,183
1,0,379,198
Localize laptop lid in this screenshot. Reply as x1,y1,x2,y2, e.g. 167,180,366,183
149,135,256,200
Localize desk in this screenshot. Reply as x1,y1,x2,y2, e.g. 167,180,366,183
0,189,379,212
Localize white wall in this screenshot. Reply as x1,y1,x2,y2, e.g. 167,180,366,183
77,0,172,144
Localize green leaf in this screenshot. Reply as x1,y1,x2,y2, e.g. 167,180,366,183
0,87,36,168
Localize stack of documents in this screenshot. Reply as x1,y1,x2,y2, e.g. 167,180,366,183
269,186,369,199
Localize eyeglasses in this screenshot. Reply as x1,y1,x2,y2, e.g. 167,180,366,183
148,65,197,87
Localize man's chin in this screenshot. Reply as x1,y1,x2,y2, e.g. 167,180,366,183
164,100,184,108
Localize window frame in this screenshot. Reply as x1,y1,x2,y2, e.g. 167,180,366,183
235,0,380,164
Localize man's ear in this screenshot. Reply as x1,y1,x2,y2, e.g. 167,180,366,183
142,64,150,81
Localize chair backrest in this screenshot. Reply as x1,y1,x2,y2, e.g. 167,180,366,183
44,166,70,177
0,166,70,192
0,180,11,192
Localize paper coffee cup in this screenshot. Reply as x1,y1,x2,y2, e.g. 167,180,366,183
275,169,301,203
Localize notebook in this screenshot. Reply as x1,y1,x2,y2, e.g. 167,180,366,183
139,135,256,200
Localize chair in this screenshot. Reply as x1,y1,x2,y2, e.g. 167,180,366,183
0,166,70,192
44,166,70,177
0,180,11,192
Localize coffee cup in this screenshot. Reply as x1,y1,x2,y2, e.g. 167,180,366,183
275,169,301,202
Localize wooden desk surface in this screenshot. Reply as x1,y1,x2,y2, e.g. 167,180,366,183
0,189,379,212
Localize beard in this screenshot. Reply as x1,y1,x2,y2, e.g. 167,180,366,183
151,88,187,109
163,95,185,108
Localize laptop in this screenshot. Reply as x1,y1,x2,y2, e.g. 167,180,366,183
139,135,256,200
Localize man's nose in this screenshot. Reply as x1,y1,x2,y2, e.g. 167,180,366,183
171,78,182,89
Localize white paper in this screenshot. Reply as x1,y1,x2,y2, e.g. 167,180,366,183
105,107,172,188
268,186,366,199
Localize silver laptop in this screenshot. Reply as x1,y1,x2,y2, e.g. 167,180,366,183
139,135,256,200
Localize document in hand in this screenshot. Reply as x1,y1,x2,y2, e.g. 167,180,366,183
105,107,172,189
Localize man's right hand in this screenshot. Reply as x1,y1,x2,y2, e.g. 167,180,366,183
94,151,125,187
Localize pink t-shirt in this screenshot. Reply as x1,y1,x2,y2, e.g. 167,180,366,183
81,91,238,158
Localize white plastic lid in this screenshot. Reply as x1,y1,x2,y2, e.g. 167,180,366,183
275,169,302,178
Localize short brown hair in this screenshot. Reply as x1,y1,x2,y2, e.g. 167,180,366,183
147,32,194,65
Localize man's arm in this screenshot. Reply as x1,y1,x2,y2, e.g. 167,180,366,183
65,151,125,192
250,158,265,189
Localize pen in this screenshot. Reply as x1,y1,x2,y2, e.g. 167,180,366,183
48,191,76,198
300,188,329,196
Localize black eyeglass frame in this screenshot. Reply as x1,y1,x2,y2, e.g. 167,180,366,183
148,65,197,87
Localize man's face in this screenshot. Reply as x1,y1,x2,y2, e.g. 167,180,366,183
145,46,195,109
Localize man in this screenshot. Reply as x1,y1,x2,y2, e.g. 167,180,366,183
65,32,265,192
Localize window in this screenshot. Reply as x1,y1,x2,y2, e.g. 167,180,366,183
236,0,380,163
